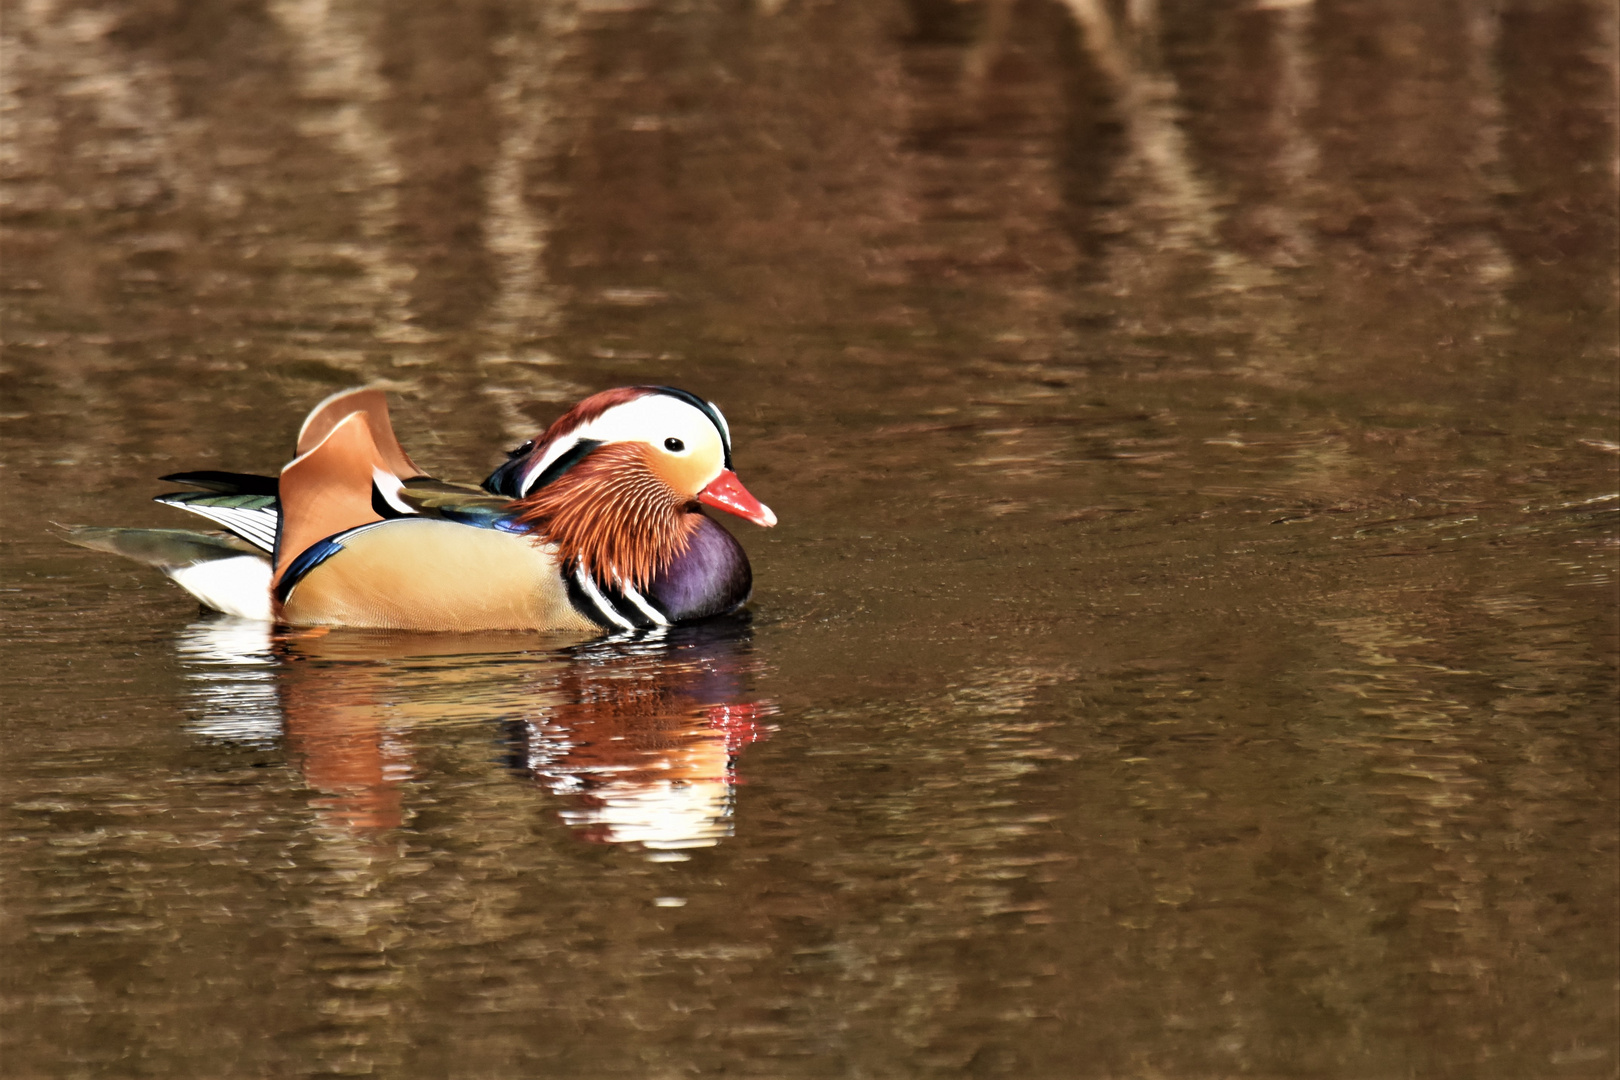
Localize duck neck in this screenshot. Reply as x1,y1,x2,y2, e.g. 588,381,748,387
509,443,701,589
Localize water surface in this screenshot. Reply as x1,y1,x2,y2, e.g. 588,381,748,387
2,0,1616,1076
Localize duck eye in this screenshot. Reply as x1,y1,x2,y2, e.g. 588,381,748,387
664,437,685,452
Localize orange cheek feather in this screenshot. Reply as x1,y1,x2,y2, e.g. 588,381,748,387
654,450,715,500
509,442,701,588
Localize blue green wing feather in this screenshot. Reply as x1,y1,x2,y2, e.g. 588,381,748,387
396,478,527,531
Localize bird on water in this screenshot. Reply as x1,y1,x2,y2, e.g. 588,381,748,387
66,386,776,633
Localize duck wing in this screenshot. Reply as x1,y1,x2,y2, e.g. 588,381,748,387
396,477,518,529
152,489,280,553
296,386,422,479
153,467,524,556
156,470,279,495
275,410,394,590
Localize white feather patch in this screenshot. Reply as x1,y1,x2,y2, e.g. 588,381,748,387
371,466,415,515
167,556,274,622
156,498,279,553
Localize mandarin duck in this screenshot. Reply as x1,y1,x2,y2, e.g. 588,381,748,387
66,386,775,632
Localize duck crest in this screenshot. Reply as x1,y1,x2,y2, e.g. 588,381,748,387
486,387,652,498
543,387,650,442
508,442,703,590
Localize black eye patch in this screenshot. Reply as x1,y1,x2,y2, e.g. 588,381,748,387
664,437,685,452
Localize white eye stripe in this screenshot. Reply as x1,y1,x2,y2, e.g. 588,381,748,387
519,435,589,495
520,394,726,495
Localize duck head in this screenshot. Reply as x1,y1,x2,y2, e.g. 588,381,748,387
489,387,775,588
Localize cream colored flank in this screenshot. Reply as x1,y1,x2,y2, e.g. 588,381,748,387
279,518,596,632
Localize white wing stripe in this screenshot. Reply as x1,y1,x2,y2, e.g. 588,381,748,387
158,501,280,553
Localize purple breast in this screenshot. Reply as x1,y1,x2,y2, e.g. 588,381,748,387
647,513,752,622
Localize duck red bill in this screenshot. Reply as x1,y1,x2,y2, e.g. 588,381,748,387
698,470,777,527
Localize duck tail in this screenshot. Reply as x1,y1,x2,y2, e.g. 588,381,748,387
60,526,272,621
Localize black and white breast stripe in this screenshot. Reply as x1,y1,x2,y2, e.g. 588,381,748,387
564,563,672,631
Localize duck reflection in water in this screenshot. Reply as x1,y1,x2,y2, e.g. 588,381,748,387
175,615,774,852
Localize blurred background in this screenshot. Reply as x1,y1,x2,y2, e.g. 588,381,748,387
1,0,1616,1077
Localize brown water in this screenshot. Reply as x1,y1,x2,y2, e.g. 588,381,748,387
2,1,1617,1077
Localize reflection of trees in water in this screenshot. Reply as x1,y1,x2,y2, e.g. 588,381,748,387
265,0,424,346
177,617,774,852
4,0,1611,395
